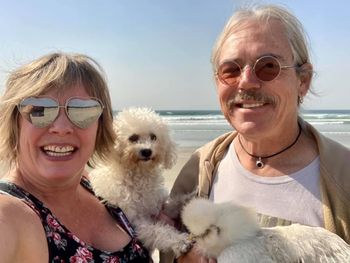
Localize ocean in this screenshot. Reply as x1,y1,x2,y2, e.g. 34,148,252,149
156,110,350,149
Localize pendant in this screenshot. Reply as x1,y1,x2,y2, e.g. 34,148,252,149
256,157,264,168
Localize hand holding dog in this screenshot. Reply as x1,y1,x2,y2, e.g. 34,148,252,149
177,246,217,263
154,210,176,228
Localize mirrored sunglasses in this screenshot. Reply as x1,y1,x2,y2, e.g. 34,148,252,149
216,55,297,86
18,97,104,129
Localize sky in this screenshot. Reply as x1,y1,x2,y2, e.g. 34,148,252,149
0,0,349,110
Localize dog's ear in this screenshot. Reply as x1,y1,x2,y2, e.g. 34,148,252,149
163,139,177,169
112,119,125,161
112,133,124,162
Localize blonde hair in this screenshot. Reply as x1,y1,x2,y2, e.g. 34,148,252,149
211,4,311,73
0,52,116,166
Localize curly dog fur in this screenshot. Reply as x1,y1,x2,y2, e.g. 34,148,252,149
91,107,192,256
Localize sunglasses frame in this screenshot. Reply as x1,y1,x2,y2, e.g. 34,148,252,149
17,96,104,129
216,55,297,86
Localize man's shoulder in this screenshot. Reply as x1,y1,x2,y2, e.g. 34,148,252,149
197,131,235,152
306,121,350,200
195,131,236,156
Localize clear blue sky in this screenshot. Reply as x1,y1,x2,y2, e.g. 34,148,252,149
0,0,349,110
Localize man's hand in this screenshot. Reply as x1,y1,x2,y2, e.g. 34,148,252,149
154,210,176,227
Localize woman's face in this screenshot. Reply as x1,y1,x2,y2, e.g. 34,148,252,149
17,83,99,185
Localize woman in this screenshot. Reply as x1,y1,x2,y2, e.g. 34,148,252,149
0,52,151,262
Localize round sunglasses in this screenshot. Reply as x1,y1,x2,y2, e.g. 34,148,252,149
18,97,104,129
216,55,297,86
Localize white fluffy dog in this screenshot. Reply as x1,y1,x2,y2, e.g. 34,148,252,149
91,107,192,256
182,199,350,262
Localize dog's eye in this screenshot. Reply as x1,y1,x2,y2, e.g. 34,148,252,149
150,133,157,141
129,134,139,143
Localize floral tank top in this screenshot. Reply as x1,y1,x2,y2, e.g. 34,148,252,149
0,178,150,263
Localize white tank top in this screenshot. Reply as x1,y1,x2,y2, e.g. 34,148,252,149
209,142,323,227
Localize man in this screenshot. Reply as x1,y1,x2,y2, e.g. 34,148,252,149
161,4,350,263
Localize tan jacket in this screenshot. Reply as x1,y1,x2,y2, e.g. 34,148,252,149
170,120,350,243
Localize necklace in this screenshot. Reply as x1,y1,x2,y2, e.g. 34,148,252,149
238,123,302,169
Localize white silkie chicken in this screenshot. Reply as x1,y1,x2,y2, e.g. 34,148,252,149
182,198,350,262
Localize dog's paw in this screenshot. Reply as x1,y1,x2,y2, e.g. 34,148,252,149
173,234,194,257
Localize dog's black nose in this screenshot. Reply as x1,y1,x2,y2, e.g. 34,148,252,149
140,149,152,158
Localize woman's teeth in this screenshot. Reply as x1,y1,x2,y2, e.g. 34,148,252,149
43,145,75,157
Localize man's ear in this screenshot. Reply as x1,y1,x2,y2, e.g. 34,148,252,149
298,62,313,96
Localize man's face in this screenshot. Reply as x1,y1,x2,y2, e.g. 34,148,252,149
216,19,309,140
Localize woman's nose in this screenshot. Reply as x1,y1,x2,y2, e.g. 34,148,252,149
48,108,74,135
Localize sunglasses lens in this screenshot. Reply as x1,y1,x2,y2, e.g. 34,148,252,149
18,97,59,128
18,97,103,129
67,98,103,129
217,61,241,86
254,56,281,81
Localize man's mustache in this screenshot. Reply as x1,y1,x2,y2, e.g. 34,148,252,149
227,90,276,107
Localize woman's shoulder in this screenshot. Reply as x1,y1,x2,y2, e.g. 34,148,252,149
0,194,48,262
0,192,34,218
0,195,22,262
0,193,45,238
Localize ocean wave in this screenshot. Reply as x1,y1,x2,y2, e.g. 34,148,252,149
159,111,350,122
308,121,349,125
165,118,349,126
163,115,225,121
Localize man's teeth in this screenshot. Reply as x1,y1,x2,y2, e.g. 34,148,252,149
43,145,74,156
241,103,264,108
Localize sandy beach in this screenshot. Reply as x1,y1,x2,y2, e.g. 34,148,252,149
163,146,195,191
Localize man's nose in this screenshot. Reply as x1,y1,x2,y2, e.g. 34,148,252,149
237,65,261,90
